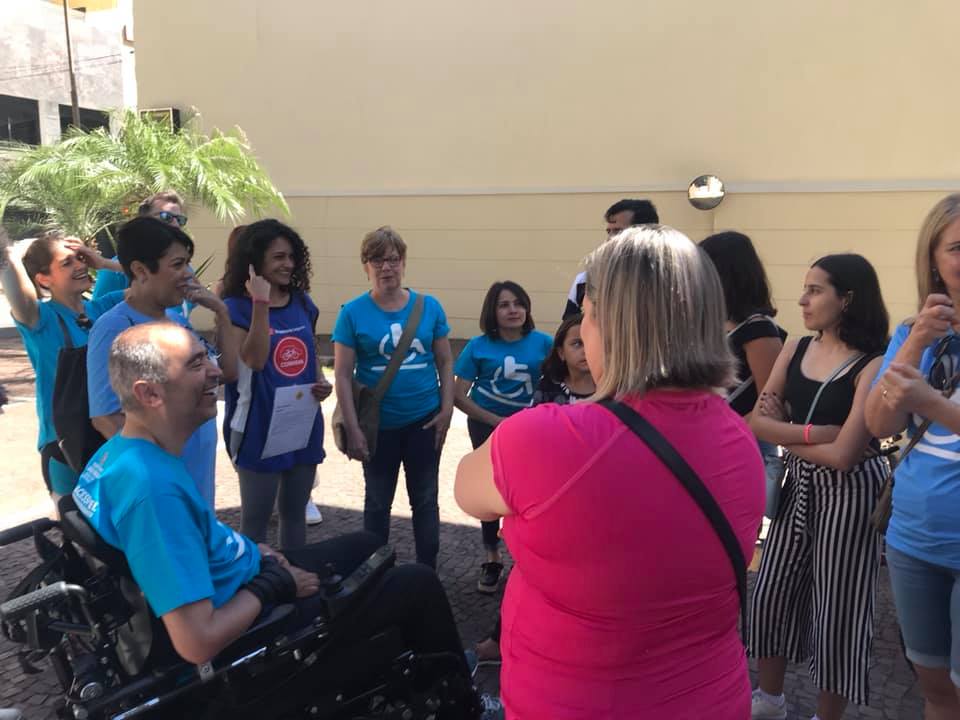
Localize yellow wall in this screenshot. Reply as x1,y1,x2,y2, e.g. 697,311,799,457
136,1,960,336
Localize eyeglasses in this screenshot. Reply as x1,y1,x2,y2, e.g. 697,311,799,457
928,335,960,392
154,210,188,228
368,256,402,268
75,313,92,330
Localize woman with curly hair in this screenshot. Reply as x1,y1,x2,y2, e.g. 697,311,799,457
221,219,332,549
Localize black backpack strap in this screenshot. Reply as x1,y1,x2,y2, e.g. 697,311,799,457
54,312,74,350
598,399,749,642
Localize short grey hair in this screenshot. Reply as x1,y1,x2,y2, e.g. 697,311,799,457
584,225,737,399
108,323,178,411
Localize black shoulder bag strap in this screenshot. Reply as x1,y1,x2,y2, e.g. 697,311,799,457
55,312,74,350
598,398,749,642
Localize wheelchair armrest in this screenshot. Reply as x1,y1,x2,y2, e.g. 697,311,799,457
323,545,396,618
0,581,86,621
211,603,296,666
0,517,56,547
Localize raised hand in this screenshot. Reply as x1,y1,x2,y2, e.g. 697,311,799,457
64,238,109,270
880,362,937,415
246,264,271,304
908,294,958,349
181,277,226,313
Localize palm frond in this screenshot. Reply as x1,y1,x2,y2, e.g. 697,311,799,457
0,108,288,242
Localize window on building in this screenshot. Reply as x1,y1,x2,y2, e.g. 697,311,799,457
0,95,41,145
59,105,110,135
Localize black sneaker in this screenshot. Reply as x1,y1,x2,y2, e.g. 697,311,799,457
477,562,504,594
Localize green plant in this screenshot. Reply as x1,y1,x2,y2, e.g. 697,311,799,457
0,108,288,242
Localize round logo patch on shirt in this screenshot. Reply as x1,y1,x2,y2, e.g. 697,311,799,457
273,336,309,378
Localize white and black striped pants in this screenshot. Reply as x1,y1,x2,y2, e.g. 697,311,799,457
748,452,888,706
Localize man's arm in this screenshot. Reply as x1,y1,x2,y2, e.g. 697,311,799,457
162,593,263,665
162,557,320,664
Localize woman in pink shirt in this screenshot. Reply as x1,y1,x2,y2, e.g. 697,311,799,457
456,225,765,719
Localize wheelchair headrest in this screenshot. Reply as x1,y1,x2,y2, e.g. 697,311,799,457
58,495,131,575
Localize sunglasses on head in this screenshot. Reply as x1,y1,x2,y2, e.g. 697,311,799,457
928,335,960,392
155,210,188,228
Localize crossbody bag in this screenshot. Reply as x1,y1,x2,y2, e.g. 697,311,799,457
331,294,424,458
598,399,749,642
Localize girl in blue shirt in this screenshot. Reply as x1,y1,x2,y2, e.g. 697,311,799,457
865,194,960,715
333,226,454,569
0,227,124,497
454,280,551,593
221,220,332,549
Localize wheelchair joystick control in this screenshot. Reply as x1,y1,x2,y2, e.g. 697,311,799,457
321,563,343,594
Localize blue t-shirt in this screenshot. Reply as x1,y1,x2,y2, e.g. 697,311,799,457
73,435,260,617
332,290,450,429
87,301,218,507
454,331,553,417
14,292,125,449
874,324,960,569
91,265,128,300
224,292,326,472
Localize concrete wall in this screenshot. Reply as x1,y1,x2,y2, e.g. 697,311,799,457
134,0,960,336
1,0,133,143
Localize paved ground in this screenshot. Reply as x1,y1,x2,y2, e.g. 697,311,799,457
0,337,924,718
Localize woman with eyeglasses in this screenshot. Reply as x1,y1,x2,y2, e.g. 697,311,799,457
0,227,125,498
865,194,960,720
221,219,332,549
749,254,890,720
332,226,454,569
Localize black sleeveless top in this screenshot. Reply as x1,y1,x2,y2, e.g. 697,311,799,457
785,336,879,426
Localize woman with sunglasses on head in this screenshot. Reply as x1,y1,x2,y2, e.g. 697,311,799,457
92,190,188,299
0,226,125,498
866,194,960,720
749,254,889,720
332,226,454,569
221,219,332,550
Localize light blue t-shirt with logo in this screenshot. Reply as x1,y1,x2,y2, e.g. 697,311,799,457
874,323,960,570
86,301,218,507
13,292,124,450
73,435,260,617
454,331,553,417
332,290,450,429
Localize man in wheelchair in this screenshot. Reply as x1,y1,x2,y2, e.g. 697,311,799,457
1,322,485,719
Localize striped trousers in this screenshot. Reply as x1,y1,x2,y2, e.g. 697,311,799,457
748,452,887,706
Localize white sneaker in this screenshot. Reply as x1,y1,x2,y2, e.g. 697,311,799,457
305,501,323,525
0,709,23,720
751,689,787,720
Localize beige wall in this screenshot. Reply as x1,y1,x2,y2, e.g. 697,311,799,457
136,1,960,336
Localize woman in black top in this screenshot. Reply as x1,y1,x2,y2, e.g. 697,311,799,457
701,232,786,415
748,254,890,720
701,232,787,517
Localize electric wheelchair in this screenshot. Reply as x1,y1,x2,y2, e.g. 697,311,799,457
0,499,482,720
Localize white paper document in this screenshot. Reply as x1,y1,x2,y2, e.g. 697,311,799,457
260,384,319,460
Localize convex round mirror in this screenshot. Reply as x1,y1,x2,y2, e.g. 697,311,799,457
688,174,725,210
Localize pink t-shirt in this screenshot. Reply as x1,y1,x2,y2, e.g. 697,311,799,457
491,390,764,720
